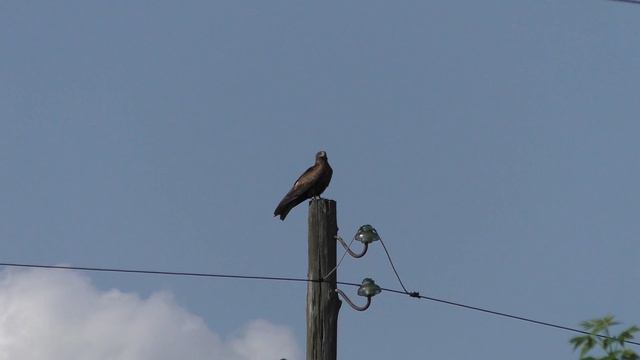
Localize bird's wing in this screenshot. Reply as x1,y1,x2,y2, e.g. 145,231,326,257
291,165,318,192
282,165,318,202
274,165,318,216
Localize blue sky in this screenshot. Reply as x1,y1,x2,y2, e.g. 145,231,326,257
1,1,639,359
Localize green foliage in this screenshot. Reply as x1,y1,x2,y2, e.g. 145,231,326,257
570,315,639,360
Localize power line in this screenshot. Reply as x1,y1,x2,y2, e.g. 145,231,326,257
370,237,640,346
372,238,628,340
378,236,420,297
0,262,316,284
607,0,640,4
382,286,640,345
0,261,637,347
323,236,355,280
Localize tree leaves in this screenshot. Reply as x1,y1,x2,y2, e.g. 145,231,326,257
570,316,639,360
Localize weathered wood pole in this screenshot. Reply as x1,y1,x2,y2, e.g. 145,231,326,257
307,198,341,360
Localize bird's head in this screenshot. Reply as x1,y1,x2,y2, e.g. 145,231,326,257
315,151,328,161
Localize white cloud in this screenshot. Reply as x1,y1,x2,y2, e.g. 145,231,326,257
0,268,299,360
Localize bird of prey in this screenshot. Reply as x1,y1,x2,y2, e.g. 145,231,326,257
274,151,333,220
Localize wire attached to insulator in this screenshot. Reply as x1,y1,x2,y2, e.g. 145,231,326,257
378,235,419,298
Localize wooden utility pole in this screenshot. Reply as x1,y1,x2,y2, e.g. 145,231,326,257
307,198,341,360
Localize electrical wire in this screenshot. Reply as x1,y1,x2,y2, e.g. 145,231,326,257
381,286,640,345
378,236,420,297
323,236,354,280
607,0,640,4
374,237,640,345
0,261,637,347
0,262,316,284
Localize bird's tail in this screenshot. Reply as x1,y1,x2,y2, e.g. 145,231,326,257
273,206,291,221
274,195,305,221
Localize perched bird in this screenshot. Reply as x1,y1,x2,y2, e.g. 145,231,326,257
274,151,333,220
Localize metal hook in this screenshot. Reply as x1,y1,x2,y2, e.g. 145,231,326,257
335,235,369,258
335,288,372,311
